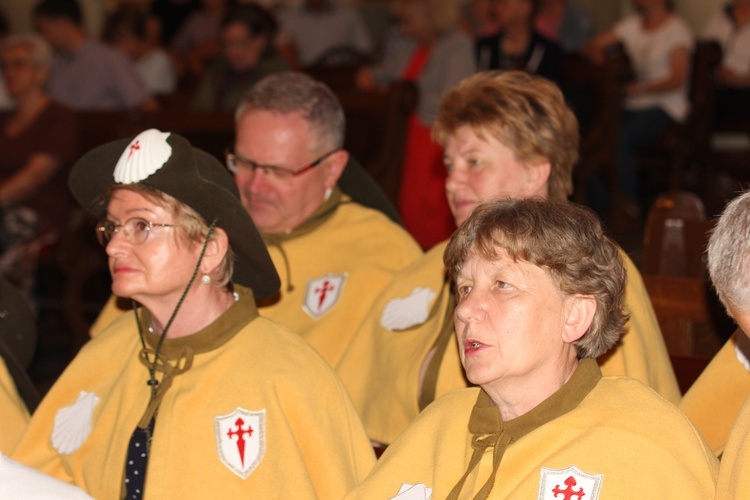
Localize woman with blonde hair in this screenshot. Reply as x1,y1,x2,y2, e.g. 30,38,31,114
12,128,375,499
336,71,679,450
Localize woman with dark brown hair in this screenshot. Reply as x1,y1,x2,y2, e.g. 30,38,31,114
346,198,717,499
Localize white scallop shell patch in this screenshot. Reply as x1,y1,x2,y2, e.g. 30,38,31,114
113,129,172,184
380,287,436,331
51,391,100,455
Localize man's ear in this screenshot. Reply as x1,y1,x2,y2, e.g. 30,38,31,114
562,294,597,343
323,149,350,189
200,227,230,277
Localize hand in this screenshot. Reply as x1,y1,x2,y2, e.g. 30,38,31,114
625,81,643,97
716,66,750,88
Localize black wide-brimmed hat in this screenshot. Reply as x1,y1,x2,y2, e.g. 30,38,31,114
69,129,280,300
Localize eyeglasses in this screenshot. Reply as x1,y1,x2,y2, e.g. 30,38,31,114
225,148,340,179
96,217,175,246
0,58,35,72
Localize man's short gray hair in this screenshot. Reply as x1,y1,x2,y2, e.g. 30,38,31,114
708,191,750,314
235,71,346,151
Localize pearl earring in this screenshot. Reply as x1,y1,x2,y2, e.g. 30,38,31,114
201,274,211,285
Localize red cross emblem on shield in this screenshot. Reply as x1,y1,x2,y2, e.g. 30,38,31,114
215,408,265,479
537,465,603,500
303,273,347,318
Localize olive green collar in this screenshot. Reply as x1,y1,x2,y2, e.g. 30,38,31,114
139,285,259,359
448,358,601,500
262,187,348,244
471,358,601,439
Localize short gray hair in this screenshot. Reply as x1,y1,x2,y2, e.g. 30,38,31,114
1,33,54,69
708,191,750,314
235,71,346,151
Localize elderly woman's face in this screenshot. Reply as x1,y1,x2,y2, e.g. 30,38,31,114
0,44,46,99
391,0,430,40
494,0,533,28
453,249,573,393
444,125,548,226
104,190,203,304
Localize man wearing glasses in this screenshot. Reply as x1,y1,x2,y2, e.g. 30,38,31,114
229,71,422,369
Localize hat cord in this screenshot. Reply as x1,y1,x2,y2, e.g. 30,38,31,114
133,218,218,446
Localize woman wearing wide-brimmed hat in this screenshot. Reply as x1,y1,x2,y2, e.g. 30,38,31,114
12,129,375,499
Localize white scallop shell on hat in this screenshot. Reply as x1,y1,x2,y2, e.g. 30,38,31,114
51,391,101,455
380,286,437,331
113,129,172,184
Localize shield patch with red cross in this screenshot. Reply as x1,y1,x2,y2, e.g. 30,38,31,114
537,465,603,500
303,273,347,318
215,408,265,479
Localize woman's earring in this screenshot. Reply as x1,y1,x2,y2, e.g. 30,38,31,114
201,275,211,285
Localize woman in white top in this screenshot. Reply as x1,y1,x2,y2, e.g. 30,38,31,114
703,0,750,122
584,0,693,210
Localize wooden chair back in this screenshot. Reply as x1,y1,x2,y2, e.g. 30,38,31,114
641,190,725,356
641,190,709,278
335,81,418,206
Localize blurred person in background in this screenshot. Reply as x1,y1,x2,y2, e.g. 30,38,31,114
460,0,502,38
34,0,155,111
191,4,289,111
0,33,78,297
357,0,476,250
277,0,373,69
103,4,177,98
169,0,235,81
583,0,693,215
533,0,593,53
703,0,750,123
476,0,563,85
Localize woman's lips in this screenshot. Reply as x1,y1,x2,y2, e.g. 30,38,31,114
112,264,137,276
464,339,487,356
453,198,475,211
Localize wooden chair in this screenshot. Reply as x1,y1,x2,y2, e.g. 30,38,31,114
334,81,418,206
641,190,708,278
641,190,728,356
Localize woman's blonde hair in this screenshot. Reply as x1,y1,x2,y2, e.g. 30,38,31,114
434,70,578,201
